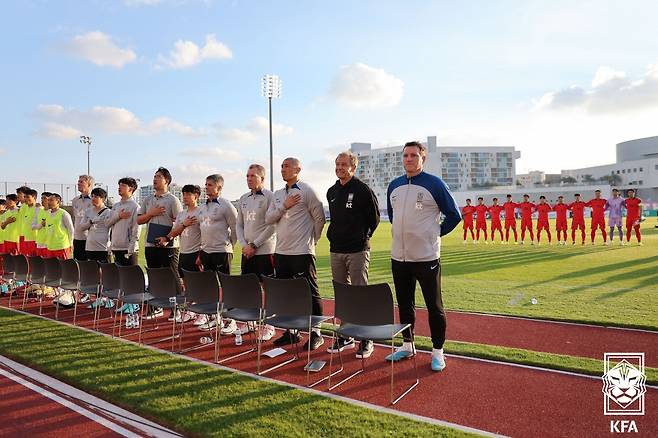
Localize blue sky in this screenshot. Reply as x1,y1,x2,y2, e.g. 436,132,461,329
2,0,658,200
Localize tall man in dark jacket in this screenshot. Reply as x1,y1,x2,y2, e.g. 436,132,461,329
326,151,380,358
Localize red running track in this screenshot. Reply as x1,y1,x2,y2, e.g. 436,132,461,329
321,299,658,367
4,296,657,438
0,367,120,438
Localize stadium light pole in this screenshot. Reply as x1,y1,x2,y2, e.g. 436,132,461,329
80,135,92,175
261,74,282,191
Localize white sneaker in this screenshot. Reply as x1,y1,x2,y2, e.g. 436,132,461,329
259,324,276,341
220,319,238,335
238,322,255,335
199,317,218,331
462,241,467,245
621,241,626,246
603,241,609,246
125,314,134,329
144,308,164,320
176,311,196,323
484,241,489,245
194,314,209,326
132,314,140,329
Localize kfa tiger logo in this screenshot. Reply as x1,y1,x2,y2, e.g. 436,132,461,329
602,353,646,416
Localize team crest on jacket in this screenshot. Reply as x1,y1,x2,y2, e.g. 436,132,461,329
416,192,424,210
346,193,354,209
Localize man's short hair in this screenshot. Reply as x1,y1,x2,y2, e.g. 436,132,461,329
0,199,5,206
403,141,427,161
6,194,17,202
206,174,224,189
16,186,30,195
41,191,52,198
627,188,635,193
506,194,512,198
118,177,138,192
78,174,95,187
283,157,301,167
26,189,38,198
50,193,62,203
574,193,580,197
492,197,498,201
156,167,172,185
477,197,484,201
595,189,601,193
523,194,529,198
336,151,358,168
558,195,564,198
466,198,471,202
539,195,546,199
248,164,266,179
182,184,201,197
91,187,107,199
612,188,619,192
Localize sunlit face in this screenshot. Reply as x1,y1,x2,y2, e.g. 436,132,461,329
48,197,59,209
506,196,512,202
91,194,104,208
6,199,16,209
281,159,300,183
466,199,471,205
78,177,91,193
492,199,499,205
153,172,167,191
402,146,423,175
523,196,529,202
41,195,49,206
118,183,132,198
247,168,264,191
575,195,581,201
540,198,546,204
612,191,619,198
335,155,355,181
24,195,35,206
558,197,564,203
595,191,601,199
628,191,635,198
205,179,221,198
16,192,24,203
182,191,198,207
477,199,484,205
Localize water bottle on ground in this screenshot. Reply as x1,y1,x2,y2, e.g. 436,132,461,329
235,331,242,346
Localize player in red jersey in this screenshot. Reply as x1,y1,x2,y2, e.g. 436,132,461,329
462,198,476,244
488,197,504,243
624,189,643,245
518,194,536,245
586,189,608,245
502,194,518,244
568,193,587,245
552,195,569,245
535,195,552,245
474,197,488,244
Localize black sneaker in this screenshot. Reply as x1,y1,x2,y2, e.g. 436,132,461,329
326,337,355,353
355,340,374,359
303,332,325,351
273,330,302,346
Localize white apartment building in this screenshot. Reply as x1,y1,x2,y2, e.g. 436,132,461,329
139,183,207,205
351,136,520,207
561,136,658,206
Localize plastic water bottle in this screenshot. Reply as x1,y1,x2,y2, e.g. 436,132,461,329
235,331,243,346
200,336,213,344
530,298,538,305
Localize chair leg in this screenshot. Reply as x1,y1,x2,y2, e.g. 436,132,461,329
72,291,78,326
390,336,420,405
213,312,220,363
138,303,146,345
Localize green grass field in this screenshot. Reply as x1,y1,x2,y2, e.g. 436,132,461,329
140,219,657,330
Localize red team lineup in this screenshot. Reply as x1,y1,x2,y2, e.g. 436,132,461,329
460,188,645,246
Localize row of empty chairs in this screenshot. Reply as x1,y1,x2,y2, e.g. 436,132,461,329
0,254,418,404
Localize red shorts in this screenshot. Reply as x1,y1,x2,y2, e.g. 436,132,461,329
521,218,533,229
19,240,37,257
571,220,585,230
556,221,567,231
591,217,605,230
475,222,487,230
0,243,5,254
537,221,549,231
491,222,502,231
463,222,474,230
47,248,72,260
626,216,640,228
3,241,19,255
504,220,516,228
35,247,48,257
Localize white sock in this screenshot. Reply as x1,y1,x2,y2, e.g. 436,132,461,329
432,348,444,357
401,341,415,352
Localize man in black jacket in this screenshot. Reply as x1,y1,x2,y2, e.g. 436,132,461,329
326,151,380,358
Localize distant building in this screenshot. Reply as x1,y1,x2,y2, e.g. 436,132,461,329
351,136,521,207
517,170,561,187
139,183,207,205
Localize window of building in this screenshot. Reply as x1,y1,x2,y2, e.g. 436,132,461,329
622,169,625,174
639,167,643,172
633,168,637,172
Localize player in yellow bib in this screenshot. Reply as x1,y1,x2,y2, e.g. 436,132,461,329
44,193,74,259
0,194,21,255
19,188,39,256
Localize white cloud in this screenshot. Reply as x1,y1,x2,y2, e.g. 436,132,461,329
179,147,242,161
60,31,136,68
215,116,293,144
34,104,205,138
158,34,232,69
123,0,162,6
536,62,658,113
329,62,404,109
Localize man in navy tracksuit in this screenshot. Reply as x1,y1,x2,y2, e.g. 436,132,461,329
386,141,461,371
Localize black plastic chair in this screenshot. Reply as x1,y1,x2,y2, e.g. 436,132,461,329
217,273,264,364
77,260,102,325
56,259,80,323
147,267,185,351
40,258,62,315
23,256,46,309
117,264,154,344
328,281,418,405
181,269,222,361
261,277,334,384
8,255,29,308
98,262,122,332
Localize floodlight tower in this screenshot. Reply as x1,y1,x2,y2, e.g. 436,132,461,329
80,135,92,175
261,74,282,191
